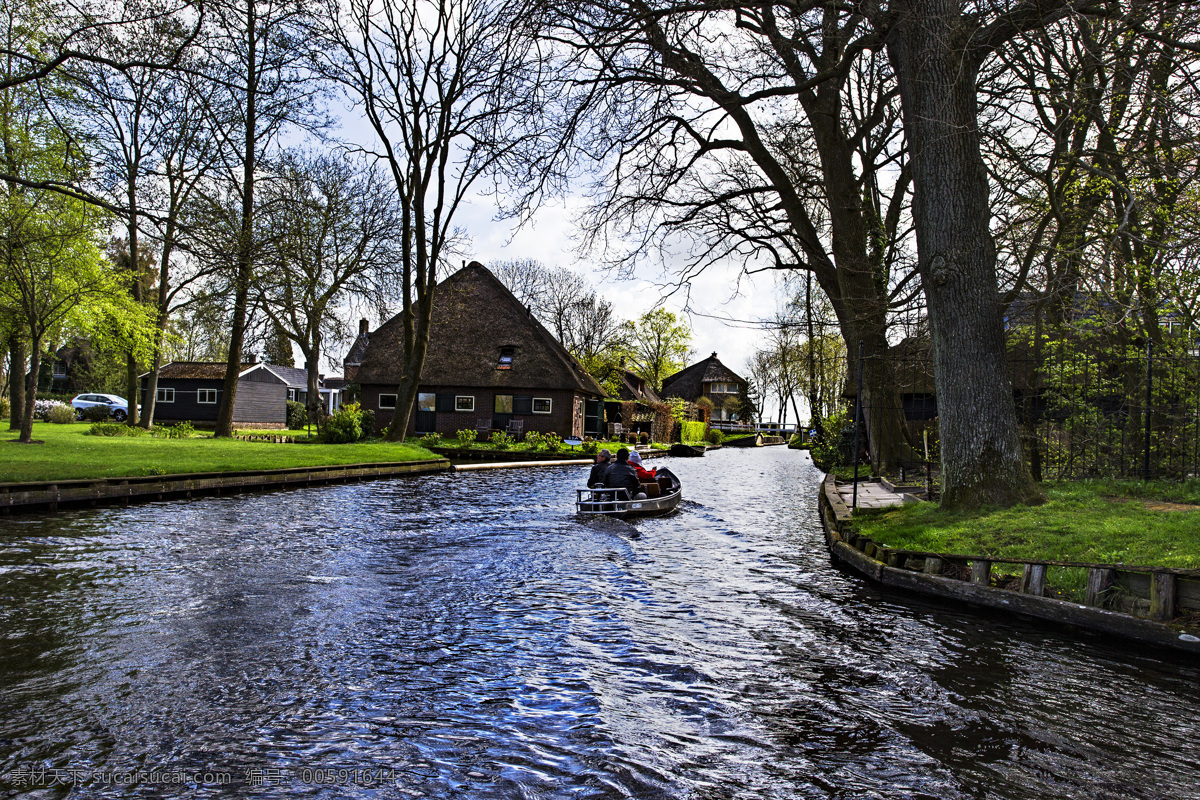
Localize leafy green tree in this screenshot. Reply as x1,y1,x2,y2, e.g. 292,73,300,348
620,309,692,392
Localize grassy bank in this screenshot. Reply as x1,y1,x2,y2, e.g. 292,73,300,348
853,479,1200,570
433,439,668,456
1,422,438,483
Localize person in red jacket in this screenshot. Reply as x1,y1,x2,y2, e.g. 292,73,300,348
628,450,656,481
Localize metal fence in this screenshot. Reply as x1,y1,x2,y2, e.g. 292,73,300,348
837,335,1200,482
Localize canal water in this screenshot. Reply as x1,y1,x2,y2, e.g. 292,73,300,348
1,447,1199,799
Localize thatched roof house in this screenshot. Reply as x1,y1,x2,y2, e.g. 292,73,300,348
600,362,662,405
661,352,748,422
355,261,605,438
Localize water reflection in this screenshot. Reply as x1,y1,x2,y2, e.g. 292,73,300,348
0,448,1198,799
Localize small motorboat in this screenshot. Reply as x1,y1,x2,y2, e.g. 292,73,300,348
576,467,682,518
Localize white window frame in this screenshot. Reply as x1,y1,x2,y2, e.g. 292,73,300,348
157,388,175,403
455,395,475,412
533,397,552,414
378,393,397,410
197,388,217,404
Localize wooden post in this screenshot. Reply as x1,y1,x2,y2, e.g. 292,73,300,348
1085,568,1115,607
971,560,991,587
924,557,943,576
1150,571,1177,621
1023,564,1046,597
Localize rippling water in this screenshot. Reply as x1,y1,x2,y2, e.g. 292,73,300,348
1,447,1199,799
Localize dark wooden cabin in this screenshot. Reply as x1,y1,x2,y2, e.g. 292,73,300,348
140,362,311,428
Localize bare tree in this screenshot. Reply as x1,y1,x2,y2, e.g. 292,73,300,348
320,0,542,440
202,0,324,437
538,0,919,471
257,150,401,427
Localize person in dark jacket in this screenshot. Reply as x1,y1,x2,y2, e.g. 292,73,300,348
604,448,646,499
588,449,612,486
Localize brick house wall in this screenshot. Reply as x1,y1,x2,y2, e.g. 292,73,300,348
362,385,584,439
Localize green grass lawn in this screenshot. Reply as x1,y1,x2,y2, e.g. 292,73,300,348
0,422,439,483
852,479,1200,569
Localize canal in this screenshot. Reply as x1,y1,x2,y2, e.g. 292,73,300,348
1,447,1198,798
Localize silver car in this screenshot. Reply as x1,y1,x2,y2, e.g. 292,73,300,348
70,393,130,422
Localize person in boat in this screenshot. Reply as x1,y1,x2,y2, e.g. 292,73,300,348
588,449,612,487
604,448,646,499
627,450,656,482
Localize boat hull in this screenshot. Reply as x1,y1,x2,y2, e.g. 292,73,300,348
576,467,683,518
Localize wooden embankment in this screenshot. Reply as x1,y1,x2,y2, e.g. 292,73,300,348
0,459,451,514
819,474,1200,655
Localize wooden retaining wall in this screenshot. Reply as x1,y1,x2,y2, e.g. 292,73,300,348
0,459,451,514
431,446,668,463
819,474,1200,655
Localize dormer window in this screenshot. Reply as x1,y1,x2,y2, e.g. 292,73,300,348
497,346,515,370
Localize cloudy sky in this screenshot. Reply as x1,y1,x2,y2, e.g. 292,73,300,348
457,191,782,392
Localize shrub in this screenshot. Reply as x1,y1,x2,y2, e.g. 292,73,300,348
490,430,513,449
323,402,363,443
455,428,477,448
81,405,111,422
809,408,849,470
639,431,650,445
706,428,723,445
420,432,442,448
681,421,706,443
45,403,77,424
286,400,308,430
360,408,376,438
789,433,803,446
0,397,9,419
524,431,562,452
581,439,598,455
34,399,72,421
90,422,148,437
151,421,195,439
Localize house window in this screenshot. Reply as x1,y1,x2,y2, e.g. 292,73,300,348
456,395,475,412
157,388,175,403
379,394,397,409
497,346,515,369
533,397,552,414
287,388,297,401
494,394,513,414
198,389,217,404
417,393,436,412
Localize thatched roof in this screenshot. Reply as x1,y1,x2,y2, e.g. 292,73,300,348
601,367,662,403
354,262,604,395
152,362,228,380
147,362,311,387
661,352,746,402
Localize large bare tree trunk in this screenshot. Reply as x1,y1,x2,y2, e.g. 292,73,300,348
19,332,40,443
887,0,1042,509
214,0,258,439
8,335,24,431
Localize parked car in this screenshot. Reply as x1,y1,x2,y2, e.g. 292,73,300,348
70,393,130,422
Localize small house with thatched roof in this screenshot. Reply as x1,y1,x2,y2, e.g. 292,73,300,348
661,352,748,423
354,261,606,438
